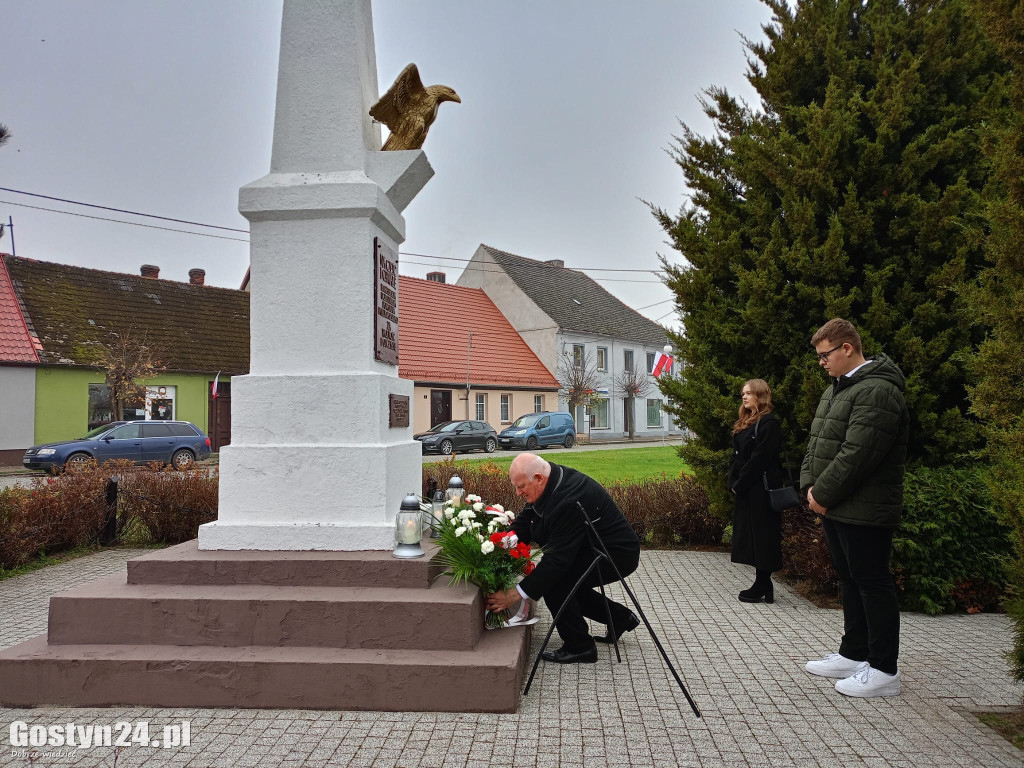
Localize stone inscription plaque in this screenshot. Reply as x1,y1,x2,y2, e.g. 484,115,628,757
389,394,410,428
374,237,399,365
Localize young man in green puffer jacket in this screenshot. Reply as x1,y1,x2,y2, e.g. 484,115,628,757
800,318,910,698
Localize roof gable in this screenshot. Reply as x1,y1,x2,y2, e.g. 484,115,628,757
0,254,40,363
478,245,668,347
398,275,558,388
3,256,250,374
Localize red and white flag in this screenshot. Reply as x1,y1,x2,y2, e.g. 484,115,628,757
211,371,220,399
651,352,673,378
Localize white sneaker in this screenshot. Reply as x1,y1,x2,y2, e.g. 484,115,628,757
805,653,869,678
835,666,901,697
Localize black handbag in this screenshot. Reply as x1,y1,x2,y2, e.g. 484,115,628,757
763,473,800,512
754,417,800,512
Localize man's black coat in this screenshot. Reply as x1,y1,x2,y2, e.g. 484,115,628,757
511,463,640,600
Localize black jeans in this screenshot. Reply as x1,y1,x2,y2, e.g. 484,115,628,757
542,547,640,651
822,517,900,675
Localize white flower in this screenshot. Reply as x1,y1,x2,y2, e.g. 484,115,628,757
481,541,495,554
465,494,481,503
472,521,483,529
454,526,466,537
492,504,504,513
444,509,455,519
457,509,475,521
472,502,484,512
477,534,485,543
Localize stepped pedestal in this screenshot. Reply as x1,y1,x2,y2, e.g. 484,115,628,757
0,542,531,712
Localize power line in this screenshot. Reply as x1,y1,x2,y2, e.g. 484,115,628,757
402,258,664,284
635,298,675,310
0,200,251,243
0,189,671,283
400,250,664,275
0,187,249,233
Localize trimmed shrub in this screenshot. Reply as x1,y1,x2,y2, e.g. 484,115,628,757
607,474,718,548
894,464,1011,615
119,464,218,544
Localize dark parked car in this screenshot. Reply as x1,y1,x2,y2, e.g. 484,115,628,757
22,421,212,472
414,420,498,455
497,411,577,450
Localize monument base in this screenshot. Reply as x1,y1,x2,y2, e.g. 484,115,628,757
0,542,531,713
198,521,396,551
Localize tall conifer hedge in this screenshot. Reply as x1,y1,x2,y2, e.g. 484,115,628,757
653,0,1005,515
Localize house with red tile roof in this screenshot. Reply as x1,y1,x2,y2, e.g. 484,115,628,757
457,245,680,440
398,274,559,434
0,255,247,464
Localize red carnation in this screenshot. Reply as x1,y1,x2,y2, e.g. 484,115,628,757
489,532,506,545
524,562,536,575
516,542,531,557
509,549,521,559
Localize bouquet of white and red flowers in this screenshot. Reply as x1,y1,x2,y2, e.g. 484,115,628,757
432,493,541,629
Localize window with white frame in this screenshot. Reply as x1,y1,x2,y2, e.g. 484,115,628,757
647,399,662,427
592,399,609,428
624,349,634,371
534,395,543,413
475,393,486,421
596,347,607,371
501,394,511,422
572,344,585,368
646,352,656,374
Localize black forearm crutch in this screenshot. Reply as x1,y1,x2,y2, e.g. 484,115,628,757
522,502,701,718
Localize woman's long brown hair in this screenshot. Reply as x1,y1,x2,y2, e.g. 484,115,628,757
732,379,773,434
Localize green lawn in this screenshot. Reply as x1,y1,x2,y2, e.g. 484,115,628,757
450,446,690,485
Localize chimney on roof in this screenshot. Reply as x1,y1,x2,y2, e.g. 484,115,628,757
140,264,160,279
426,271,446,284
545,259,564,268
189,268,206,286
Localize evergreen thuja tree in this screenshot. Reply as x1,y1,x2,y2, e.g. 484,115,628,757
653,0,1005,516
968,0,1024,678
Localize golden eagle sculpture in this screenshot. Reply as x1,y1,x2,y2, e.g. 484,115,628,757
370,64,460,151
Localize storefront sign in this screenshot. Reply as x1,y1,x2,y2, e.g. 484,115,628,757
374,237,399,366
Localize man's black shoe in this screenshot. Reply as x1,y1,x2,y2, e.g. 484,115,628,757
594,611,641,644
540,646,598,664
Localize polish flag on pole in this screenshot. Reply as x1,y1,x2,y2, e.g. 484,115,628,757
211,371,221,399
651,352,673,378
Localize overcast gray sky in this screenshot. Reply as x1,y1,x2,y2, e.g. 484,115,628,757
1,1,774,329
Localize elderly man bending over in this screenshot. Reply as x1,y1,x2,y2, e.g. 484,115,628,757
486,453,642,664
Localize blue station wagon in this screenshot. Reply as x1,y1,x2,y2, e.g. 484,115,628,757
22,421,212,472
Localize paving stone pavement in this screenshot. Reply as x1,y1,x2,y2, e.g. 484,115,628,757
1,548,1021,768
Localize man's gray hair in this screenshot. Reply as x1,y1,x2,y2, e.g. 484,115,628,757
510,453,550,479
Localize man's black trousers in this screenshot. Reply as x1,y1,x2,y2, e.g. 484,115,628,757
542,546,640,652
822,517,900,675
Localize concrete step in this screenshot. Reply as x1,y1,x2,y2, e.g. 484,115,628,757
48,575,483,651
127,539,443,588
0,629,530,713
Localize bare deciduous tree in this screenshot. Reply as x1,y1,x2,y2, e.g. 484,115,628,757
0,124,11,148
556,349,602,424
616,367,653,440
97,329,165,420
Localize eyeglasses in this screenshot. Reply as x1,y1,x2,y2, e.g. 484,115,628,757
814,343,845,362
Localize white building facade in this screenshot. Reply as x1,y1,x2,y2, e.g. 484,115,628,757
457,245,680,440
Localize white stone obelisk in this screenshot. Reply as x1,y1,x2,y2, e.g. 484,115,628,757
199,0,433,550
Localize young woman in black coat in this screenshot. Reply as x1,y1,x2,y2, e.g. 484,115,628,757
727,379,784,604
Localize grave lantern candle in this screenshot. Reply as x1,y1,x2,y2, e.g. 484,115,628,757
392,492,425,559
